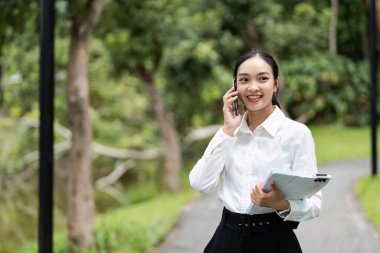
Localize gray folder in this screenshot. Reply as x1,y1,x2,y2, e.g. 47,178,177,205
246,170,332,215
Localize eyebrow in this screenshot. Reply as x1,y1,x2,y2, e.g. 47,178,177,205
238,72,270,76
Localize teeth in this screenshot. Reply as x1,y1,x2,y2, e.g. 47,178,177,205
247,95,261,99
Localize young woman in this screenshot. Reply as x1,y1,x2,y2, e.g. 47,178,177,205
189,49,322,253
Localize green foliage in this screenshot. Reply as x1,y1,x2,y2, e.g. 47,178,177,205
100,0,243,134
93,190,195,253
0,0,37,54
1,1,379,252
309,124,379,164
264,2,330,57
357,176,380,231
281,53,370,125
20,190,196,253
0,183,38,253
0,117,39,173
54,37,70,126
2,43,39,117
100,0,182,73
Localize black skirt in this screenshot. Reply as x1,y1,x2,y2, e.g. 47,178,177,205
204,208,302,253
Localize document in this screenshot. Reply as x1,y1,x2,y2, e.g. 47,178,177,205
246,170,332,215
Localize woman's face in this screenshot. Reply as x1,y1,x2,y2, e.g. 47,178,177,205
236,56,277,113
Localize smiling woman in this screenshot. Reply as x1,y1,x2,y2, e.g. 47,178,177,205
235,55,278,131
189,49,323,253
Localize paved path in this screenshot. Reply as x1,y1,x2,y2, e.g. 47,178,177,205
149,158,380,253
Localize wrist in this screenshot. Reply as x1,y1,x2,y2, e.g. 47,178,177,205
276,199,290,212
222,125,235,136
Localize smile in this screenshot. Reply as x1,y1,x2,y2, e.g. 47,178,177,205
246,95,263,102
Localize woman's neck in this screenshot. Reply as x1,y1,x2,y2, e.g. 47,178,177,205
247,106,275,131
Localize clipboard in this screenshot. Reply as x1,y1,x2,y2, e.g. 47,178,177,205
246,170,332,215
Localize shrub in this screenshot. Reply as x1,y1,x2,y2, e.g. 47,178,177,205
281,53,370,126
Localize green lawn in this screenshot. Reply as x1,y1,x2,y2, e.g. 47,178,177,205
310,124,377,164
357,176,380,231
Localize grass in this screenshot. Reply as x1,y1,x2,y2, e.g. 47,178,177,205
309,124,377,164
20,190,197,253
357,176,380,231
91,190,196,253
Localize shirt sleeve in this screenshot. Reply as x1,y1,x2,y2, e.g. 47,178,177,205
189,128,234,193
282,126,323,222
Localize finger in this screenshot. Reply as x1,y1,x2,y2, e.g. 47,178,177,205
223,97,237,110
224,88,238,98
251,187,257,200
270,180,276,191
254,184,264,196
224,93,238,104
251,192,260,204
227,94,238,101
223,96,239,111
256,182,264,191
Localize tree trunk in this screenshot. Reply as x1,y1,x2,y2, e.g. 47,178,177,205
329,0,339,54
66,0,105,251
137,67,182,192
362,29,369,59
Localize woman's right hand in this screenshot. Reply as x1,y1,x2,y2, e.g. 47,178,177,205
222,87,243,136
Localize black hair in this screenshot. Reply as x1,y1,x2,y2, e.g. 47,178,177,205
233,49,281,108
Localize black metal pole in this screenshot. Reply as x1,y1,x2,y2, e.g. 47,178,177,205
38,0,55,252
369,0,378,176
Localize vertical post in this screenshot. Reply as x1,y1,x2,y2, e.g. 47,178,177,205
369,0,378,176
39,0,55,252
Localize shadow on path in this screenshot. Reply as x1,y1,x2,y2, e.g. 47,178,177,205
149,158,380,253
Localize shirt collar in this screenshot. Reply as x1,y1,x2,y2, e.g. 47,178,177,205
234,106,285,137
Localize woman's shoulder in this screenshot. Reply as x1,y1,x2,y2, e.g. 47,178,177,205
281,116,312,136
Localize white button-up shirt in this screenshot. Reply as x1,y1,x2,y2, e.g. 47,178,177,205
189,107,322,222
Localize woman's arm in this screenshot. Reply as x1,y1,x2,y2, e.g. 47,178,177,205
282,126,322,221
250,126,323,221
189,129,234,192
190,87,242,193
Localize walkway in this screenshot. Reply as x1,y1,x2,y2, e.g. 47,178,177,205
149,158,380,253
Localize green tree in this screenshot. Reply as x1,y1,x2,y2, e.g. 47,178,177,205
100,0,185,191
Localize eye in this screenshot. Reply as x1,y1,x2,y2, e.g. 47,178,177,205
238,78,249,83
258,76,269,82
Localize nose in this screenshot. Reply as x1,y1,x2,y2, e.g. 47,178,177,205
247,80,260,91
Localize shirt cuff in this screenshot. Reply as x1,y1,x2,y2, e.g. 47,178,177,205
280,199,311,221
276,206,291,219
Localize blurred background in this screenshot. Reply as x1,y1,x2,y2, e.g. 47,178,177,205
0,0,379,252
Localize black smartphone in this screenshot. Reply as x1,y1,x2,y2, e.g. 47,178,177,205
232,79,239,116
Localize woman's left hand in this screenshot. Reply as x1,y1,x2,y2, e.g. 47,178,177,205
250,181,290,211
